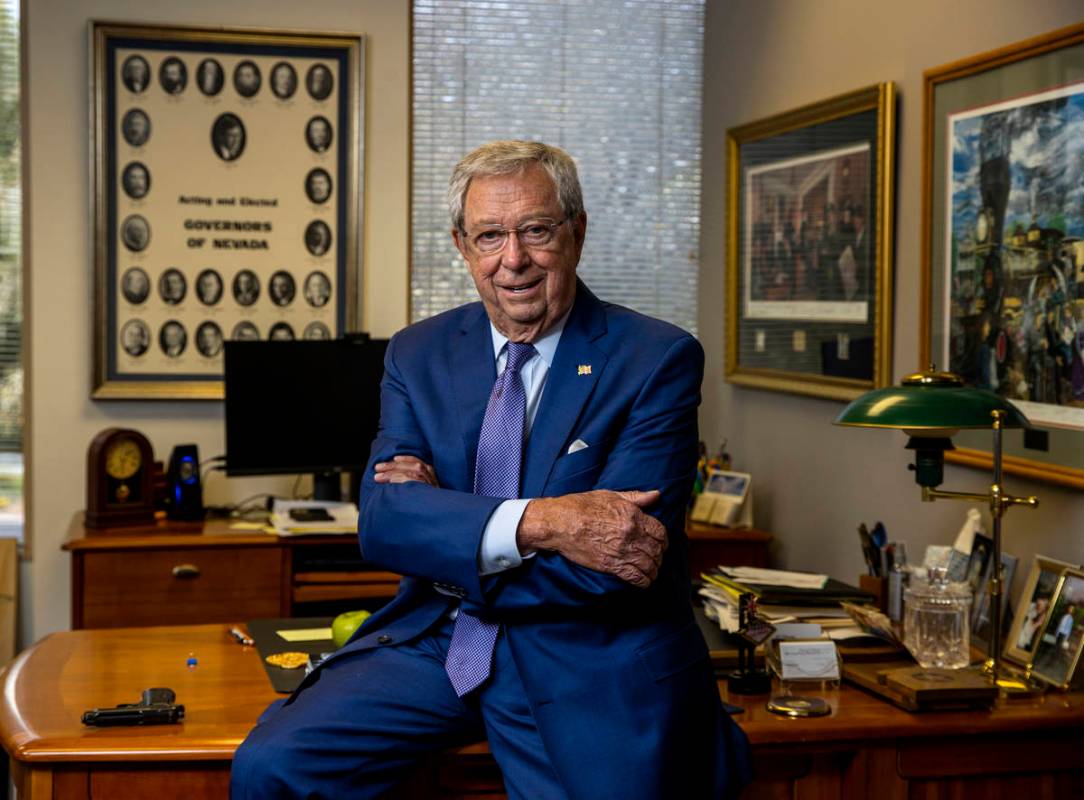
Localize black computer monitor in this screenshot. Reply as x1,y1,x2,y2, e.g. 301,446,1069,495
223,336,388,501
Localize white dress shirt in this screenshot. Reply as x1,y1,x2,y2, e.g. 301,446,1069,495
476,312,568,575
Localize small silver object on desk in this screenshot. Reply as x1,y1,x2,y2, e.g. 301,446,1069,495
765,695,831,718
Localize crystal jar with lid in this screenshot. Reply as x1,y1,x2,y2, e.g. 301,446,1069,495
903,566,972,669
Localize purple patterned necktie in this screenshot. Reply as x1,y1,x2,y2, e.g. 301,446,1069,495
445,341,535,697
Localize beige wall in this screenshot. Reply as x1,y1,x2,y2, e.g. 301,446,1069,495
21,0,1084,642
23,0,409,642
700,1,1084,585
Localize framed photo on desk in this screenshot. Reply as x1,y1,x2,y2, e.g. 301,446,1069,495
1030,567,1084,690
690,470,752,528
1004,555,1075,666
91,22,364,399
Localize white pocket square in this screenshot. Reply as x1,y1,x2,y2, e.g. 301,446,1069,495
567,439,589,455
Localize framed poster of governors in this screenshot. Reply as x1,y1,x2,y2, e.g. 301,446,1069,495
91,22,364,399
921,22,1084,488
725,83,896,401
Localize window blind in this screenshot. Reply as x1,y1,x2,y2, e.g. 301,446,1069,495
411,0,704,334
0,0,21,539
0,0,19,455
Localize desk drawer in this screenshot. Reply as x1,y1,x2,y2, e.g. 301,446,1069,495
80,547,284,628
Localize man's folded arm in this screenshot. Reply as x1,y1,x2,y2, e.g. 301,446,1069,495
360,332,705,610
357,336,500,600
477,334,704,611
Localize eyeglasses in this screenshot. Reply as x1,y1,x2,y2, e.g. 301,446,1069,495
465,217,569,254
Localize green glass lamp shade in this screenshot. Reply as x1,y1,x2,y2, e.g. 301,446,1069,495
833,370,1030,434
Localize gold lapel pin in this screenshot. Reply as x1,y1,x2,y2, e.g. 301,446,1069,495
577,364,592,376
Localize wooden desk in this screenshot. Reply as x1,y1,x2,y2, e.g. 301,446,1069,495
4,624,1084,799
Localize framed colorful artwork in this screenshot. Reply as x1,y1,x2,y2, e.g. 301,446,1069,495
921,22,1084,488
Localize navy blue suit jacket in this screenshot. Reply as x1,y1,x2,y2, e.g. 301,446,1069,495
337,281,749,798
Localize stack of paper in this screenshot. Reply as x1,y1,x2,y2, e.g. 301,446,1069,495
719,566,827,589
269,499,358,536
699,566,873,635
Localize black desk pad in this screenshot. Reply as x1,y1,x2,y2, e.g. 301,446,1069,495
248,617,334,693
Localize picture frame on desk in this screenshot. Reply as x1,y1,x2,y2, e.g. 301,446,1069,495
1004,555,1076,667
920,21,1084,490
725,82,896,401
970,551,1017,656
90,22,364,399
690,469,753,528
1030,567,1084,690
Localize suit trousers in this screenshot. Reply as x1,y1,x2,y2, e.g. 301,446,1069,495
230,615,568,800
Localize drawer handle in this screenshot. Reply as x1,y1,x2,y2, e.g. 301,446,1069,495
172,564,201,579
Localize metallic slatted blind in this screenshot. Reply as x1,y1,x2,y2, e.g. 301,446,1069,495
0,0,19,454
411,0,704,334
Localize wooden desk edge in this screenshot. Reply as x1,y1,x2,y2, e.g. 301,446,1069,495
0,628,270,764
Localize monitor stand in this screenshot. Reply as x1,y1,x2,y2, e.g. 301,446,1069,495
312,470,342,502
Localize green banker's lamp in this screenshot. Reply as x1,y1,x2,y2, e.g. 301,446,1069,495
834,368,1039,686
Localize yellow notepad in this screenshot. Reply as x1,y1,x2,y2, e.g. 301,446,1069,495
276,627,333,642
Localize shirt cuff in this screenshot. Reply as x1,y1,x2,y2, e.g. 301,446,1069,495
478,498,532,575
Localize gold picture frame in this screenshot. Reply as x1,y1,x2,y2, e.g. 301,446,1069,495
1004,555,1075,667
1029,567,1084,691
90,22,364,399
725,83,896,401
920,22,1084,489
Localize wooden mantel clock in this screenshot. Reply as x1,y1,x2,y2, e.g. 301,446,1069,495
85,427,156,528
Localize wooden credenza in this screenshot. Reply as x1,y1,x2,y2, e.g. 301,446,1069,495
63,517,401,629
64,516,772,629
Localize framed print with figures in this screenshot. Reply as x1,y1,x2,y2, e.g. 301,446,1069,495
921,22,1084,488
725,83,896,401
91,22,363,399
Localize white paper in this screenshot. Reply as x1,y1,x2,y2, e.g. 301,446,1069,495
772,623,823,640
720,566,828,589
779,640,840,680
270,498,358,536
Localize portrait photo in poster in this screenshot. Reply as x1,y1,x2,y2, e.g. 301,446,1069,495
91,23,363,399
944,82,1084,430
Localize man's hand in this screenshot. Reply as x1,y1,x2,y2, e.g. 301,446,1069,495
516,490,667,589
373,455,439,487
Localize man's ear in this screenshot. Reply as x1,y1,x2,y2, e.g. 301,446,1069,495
452,227,469,260
572,212,588,257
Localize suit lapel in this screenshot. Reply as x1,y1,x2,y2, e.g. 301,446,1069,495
449,304,497,487
521,283,608,498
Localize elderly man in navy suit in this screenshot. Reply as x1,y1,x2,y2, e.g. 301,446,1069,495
231,140,749,799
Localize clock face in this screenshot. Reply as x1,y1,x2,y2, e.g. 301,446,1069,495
104,437,143,480
86,427,156,528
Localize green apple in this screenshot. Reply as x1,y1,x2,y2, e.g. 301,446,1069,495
331,609,372,648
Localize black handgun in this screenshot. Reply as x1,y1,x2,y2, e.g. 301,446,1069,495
82,687,185,727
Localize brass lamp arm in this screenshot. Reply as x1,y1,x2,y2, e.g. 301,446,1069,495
921,487,990,505
922,485,1040,518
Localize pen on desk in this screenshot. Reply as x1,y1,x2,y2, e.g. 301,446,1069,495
229,626,254,647
857,523,878,577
